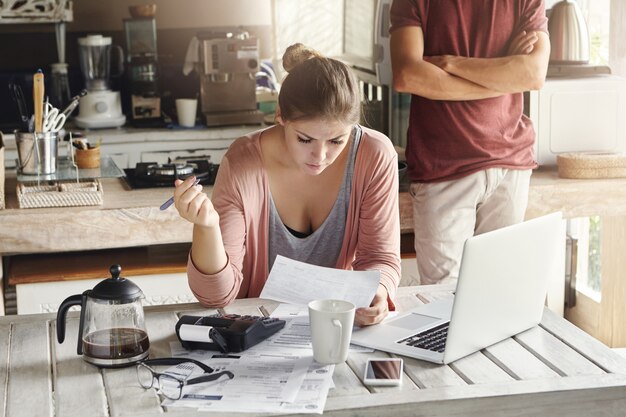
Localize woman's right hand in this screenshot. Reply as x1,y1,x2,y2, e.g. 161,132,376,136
174,177,220,228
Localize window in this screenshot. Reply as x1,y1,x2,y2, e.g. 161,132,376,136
577,0,611,65
567,217,602,302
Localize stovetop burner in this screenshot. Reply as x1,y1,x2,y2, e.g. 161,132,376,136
149,162,196,177
124,159,218,189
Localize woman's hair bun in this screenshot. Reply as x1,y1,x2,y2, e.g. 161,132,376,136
282,43,323,73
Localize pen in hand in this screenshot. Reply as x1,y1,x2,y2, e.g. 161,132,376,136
160,177,201,211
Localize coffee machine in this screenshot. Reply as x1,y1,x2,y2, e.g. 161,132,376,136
195,31,264,126
124,17,161,125
75,35,126,129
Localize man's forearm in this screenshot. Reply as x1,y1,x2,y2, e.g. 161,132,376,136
434,32,550,93
390,25,542,101
394,59,504,101
440,55,545,93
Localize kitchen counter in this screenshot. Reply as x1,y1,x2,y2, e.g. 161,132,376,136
525,167,626,219
0,172,190,255
2,166,626,255
4,166,626,315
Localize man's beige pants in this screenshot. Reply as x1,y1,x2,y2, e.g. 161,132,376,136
410,168,532,285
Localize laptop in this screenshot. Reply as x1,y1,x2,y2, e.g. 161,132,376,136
351,212,564,364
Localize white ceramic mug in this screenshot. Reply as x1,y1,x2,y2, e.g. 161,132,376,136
175,98,197,127
308,299,355,364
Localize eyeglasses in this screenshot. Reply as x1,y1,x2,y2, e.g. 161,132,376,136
136,357,234,400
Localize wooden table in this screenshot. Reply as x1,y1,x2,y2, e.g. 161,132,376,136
2,285,626,417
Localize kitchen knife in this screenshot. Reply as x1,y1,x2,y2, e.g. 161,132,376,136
33,69,45,133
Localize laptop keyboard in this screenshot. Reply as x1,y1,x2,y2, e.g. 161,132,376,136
396,322,449,353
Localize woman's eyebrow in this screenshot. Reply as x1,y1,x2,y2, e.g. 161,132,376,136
295,130,346,141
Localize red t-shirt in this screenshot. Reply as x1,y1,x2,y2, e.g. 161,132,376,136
390,0,548,182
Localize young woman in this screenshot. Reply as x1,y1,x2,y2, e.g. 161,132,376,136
173,44,401,326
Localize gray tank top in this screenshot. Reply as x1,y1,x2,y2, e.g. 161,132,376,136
268,126,362,270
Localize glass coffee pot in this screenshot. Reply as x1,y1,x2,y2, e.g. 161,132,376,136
56,264,150,367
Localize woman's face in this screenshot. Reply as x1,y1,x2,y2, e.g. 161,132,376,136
279,117,353,176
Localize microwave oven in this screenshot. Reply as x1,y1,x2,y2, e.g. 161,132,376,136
525,74,626,166
339,0,392,86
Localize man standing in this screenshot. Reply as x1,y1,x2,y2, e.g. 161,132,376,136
390,1,550,284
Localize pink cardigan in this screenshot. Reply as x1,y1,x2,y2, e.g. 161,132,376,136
187,126,401,308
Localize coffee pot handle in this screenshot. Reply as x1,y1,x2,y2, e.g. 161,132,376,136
56,294,84,344
111,45,125,77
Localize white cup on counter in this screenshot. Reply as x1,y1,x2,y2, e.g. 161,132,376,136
175,98,198,128
308,299,355,364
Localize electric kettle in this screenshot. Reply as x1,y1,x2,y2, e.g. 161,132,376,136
548,0,590,64
56,264,150,367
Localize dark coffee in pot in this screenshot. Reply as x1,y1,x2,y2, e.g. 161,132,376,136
83,328,150,359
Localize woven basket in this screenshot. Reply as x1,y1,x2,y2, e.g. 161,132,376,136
557,153,626,179
17,180,103,209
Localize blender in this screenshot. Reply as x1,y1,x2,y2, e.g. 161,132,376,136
75,34,126,129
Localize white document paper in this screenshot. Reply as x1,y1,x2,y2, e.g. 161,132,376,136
271,303,310,318
260,255,380,308
163,351,310,408
273,361,334,414
166,332,335,414
199,361,335,414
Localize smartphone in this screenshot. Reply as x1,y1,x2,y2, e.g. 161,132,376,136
362,358,403,386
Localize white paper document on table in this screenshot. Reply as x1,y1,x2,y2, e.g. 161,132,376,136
260,255,380,308
199,360,335,414
166,316,337,414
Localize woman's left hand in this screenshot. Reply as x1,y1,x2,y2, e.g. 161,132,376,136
355,285,389,327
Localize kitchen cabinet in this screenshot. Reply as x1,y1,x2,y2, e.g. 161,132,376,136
2,125,253,169
139,147,230,167
107,152,130,171
6,244,195,315
96,135,235,168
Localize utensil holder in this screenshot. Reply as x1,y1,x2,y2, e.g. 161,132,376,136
75,147,101,169
15,131,58,175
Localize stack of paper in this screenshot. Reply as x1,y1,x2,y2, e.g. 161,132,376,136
162,256,381,413
166,315,334,414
